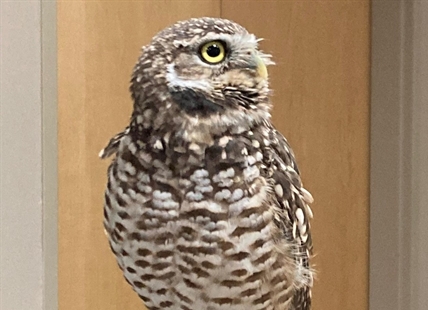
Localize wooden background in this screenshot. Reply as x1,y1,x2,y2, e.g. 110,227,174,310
58,1,370,309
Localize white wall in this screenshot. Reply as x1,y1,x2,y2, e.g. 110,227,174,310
0,1,57,309
1,1,43,309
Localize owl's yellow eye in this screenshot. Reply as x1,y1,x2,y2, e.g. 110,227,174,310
200,41,226,64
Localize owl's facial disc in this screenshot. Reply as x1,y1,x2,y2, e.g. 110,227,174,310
165,33,272,117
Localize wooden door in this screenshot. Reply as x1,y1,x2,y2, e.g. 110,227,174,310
58,1,370,309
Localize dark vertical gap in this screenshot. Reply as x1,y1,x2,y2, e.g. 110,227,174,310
398,3,413,310
41,1,59,310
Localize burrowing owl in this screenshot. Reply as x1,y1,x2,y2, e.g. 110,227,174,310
100,17,314,310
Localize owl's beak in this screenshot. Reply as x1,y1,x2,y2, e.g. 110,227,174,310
253,54,268,79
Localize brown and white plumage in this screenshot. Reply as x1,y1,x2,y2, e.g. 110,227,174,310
101,17,314,310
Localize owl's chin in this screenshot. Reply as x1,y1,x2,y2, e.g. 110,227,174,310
170,88,224,116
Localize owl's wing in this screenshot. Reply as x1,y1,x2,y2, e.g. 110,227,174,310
99,126,130,159
266,126,314,309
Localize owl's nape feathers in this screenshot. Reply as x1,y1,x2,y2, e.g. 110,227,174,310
101,17,314,310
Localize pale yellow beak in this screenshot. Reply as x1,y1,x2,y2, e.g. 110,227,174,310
254,55,268,79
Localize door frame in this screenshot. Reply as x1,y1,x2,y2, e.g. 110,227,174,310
1,1,426,309
370,1,428,309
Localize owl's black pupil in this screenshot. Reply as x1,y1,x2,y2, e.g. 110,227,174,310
206,44,221,57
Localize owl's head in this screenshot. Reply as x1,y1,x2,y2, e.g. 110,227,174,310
130,17,274,137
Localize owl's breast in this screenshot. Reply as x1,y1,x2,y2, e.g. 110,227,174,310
103,132,294,310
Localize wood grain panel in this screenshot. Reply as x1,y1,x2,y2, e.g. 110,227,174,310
222,1,370,310
58,2,220,309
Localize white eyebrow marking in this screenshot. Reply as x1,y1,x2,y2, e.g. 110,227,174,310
166,63,212,91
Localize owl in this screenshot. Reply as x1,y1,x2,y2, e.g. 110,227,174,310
100,17,314,310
